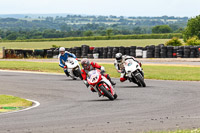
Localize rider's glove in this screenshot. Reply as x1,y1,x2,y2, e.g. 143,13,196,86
83,80,89,88
121,69,125,73
64,66,67,69
76,58,78,61
100,66,105,74
117,70,122,73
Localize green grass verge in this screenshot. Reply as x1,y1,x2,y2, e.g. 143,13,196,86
0,61,200,81
0,39,170,49
148,129,200,133
0,95,32,112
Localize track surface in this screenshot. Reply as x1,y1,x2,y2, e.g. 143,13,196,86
0,71,200,133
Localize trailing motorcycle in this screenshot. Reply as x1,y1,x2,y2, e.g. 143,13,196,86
124,59,146,87
63,57,82,80
86,69,117,100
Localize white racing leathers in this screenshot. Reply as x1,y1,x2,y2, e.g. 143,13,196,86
114,55,139,82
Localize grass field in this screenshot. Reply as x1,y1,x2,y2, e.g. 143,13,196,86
0,39,170,49
0,61,199,81
0,95,32,112
148,129,200,133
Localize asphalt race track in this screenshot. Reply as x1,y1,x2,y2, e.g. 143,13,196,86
0,70,200,133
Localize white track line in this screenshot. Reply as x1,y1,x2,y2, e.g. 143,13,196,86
0,99,40,115
0,69,63,75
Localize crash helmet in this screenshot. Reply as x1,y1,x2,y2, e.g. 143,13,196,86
81,58,90,70
59,47,65,55
115,53,122,63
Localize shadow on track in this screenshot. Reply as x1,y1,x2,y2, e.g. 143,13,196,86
117,85,140,88
81,98,123,102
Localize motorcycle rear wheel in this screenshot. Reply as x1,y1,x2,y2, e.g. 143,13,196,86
99,85,114,100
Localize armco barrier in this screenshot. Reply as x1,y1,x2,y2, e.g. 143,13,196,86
3,45,200,59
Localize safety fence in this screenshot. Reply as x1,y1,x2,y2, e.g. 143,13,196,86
3,44,200,59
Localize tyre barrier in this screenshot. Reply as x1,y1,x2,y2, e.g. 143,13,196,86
4,44,200,59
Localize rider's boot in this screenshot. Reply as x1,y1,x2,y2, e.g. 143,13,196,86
90,87,96,92
107,74,116,86
64,70,70,77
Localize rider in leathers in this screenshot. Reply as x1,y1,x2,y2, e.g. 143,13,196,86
114,53,142,82
58,47,77,77
81,58,116,92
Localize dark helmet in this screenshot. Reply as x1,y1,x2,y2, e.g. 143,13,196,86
115,53,122,63
81,58,90,70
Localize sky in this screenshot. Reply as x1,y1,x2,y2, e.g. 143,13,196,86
0,0,200,17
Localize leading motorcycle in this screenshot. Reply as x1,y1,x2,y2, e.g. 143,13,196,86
86,69,117,100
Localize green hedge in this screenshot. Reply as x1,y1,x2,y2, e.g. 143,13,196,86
1,33,182,42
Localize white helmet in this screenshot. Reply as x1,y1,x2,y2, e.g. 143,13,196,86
59,47,65,52
115,53,122,63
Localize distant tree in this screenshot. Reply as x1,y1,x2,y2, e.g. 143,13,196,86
6,33,17,40
83,30,93,36
165,37,182,46
152,25,172,33
183,15,200,41
106,29,113,37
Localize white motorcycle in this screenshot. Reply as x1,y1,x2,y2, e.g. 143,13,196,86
124,59,146,87
63,58,82,80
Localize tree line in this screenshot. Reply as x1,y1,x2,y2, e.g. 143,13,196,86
0,15,188,40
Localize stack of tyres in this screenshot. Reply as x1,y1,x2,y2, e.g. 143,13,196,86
34,49,44,58
198,47,200,57
112,47,119,58
87,47,94,59
167,46,173,58
190,47,197,58
98,47,103,58
184,46,190,58
23,50,33,58
103,47,108,58
136,47,143,58
47,49,53,58
155,46,160,58
53,49,59,58
15,49,24,58
130,46,136,57
125,47,130,56
107,47,113,58
68,48,73,53
87,54,93,58
93,47,99,54
75,47,81,58
160,46,167,58
147,45,155,58
81,45,89,58
173,47,178,58
177,46,184,58
119,46,125,55
72,47,76,55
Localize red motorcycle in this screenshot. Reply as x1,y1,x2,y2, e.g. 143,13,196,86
87,69,117,100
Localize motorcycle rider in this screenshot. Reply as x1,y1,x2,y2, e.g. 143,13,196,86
114,53,142,82
81,58,116,92
58,47,77,77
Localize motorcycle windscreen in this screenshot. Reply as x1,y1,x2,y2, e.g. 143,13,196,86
124,59,134,66
87,70,100,84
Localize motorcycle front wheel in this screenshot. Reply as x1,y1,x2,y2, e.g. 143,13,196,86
99,85,114,100
135,73,146,87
